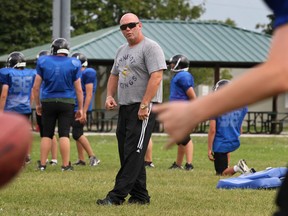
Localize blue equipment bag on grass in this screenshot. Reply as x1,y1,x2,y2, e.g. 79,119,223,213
217,167,287,189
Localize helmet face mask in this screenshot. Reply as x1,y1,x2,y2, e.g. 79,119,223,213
71,52,88,67
50,38,70,55
169,54,189,72
6,52,26,68
213,79,230,91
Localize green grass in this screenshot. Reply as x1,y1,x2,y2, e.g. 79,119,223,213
1,134,288,216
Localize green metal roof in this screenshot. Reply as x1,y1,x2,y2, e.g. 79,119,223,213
0,20,272,68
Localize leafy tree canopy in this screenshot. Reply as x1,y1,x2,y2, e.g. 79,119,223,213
0,0,204,55
256,14,274,35
0,0,52,54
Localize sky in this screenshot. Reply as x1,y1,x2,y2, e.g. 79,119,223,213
194,0,272,32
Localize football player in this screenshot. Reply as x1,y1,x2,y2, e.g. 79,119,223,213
34,50,59,166
71,52,100,167
33,38,83,171
167,54,196,171
0,51,36,163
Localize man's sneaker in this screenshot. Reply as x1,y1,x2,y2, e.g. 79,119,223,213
37,160,46,171
89,156,100,166
49,160,58,166
184,163,194,171
237,159,250,174
144,161,155,168
96,196,123,205
128,197,150,205
61,162,73,171
169,162,183,170
73,160,86,166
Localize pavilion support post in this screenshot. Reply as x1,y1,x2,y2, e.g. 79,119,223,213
214,66,220,85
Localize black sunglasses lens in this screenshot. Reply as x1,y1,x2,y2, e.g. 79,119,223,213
120,25,128,30
120,22,138,30
127,23,137,29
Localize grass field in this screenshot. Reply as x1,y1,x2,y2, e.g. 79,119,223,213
1,133,288,216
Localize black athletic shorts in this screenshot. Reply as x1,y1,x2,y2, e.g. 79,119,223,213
41,101,74,138
213,152,229,175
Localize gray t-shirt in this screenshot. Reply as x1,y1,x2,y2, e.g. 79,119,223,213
111,37,167,105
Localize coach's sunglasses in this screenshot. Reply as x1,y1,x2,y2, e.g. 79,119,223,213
120,22,139,30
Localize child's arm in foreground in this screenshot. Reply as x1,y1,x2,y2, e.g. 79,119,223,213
153,25,288,143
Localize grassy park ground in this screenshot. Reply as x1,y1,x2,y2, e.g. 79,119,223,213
0,133,287,216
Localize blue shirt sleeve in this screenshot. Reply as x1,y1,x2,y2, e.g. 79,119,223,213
0,68,9,84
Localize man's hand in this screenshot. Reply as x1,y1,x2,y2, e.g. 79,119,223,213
75,109,83,122
36,105,42,116
79,112,87,124
105,96,117,110
208,150,214,161
138,107,149,121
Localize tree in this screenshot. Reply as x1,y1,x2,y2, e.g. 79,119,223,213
0,0,52,55
207,18,237,28
71,0,205,35
220,68,233,80
192,68,214,86
256,14,274,35
0,0,204,55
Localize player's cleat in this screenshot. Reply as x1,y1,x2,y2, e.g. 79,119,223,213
144,161,155,168
49,160,58,166
250,168,257,173
73,160,86,166
169,162,183,170
237,159,250,174
61,162,73,171
39,166,46,171
96,196,123,205
184,163,194,171
37,160,46,171
89,156,100,166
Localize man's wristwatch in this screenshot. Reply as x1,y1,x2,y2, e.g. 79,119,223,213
140,103,148,110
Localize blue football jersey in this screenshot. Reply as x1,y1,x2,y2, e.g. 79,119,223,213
212,107,248,153
169,70,194,101
32,68,45,100
36,55,81,100
1,68,36,114
74,67,97,111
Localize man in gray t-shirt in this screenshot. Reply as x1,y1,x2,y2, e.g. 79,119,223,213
97,13,167,205
111,37,165,105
